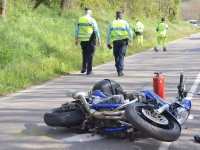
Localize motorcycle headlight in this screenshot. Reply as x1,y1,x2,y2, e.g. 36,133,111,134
175,107,189,125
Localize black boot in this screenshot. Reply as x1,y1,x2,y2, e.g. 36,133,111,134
118,70,124,77
154,47,158,52
81,69,86,73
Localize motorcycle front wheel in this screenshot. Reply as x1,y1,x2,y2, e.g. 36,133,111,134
125,103,181,142
44,108,84,127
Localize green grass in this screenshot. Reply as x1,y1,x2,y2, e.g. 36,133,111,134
0,2,199,96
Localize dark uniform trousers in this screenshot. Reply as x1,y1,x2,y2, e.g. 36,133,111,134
113,40,127,72
80,39,96,73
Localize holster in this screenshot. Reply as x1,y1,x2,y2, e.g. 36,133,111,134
123,38,129,46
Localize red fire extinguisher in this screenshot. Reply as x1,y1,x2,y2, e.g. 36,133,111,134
153,72,165,100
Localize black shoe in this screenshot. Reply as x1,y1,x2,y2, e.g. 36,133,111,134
154,47,158,52
86,71,94,75
163,48,167,52
81,69,86,73
194,135,200,143
118,71,124,77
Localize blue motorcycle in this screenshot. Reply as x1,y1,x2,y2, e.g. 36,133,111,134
44,72,198,142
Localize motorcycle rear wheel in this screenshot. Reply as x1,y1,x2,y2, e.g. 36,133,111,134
44,108,84,127
125,103,181,142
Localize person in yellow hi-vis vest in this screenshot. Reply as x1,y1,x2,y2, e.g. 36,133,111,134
154,17,168,52
75,7,101,75
134,20,144,45
107,10,133,77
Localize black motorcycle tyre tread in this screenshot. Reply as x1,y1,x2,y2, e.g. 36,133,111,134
44,108,84,127
125,103,181,142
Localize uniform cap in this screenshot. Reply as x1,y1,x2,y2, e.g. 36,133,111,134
85,7,91,11
116,10,123,14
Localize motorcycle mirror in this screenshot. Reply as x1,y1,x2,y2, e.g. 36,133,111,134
180,71,183,85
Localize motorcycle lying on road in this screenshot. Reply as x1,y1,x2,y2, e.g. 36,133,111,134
44,72,199,142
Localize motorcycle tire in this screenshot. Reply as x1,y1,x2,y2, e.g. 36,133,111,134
44,108,84,127
125,103,181,142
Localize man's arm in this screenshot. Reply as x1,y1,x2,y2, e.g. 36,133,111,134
74,21,79,46
91,18,101,45
106,24,111,45
126,22,133,41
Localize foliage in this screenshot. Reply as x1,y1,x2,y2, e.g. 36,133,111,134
0,0,199,96
22,0,183,22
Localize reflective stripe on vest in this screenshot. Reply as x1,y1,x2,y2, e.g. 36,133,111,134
78,16,93,41
110,20,128,42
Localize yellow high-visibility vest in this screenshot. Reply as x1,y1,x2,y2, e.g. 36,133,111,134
110,20,128,42
157,22,168,37
134,21,144,32
78,16,93,41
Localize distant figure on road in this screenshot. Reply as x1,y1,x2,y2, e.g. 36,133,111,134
106,10,133,77
154,17,168,52
134,20,144,45
74,7,101,75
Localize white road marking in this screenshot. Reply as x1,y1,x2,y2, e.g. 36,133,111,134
158,72,200,150
0,81,54,101
158,142,171,150
186,73,200,100
61,133,106,142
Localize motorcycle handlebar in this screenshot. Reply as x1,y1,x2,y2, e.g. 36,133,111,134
187,91,200,95
154,104,169,114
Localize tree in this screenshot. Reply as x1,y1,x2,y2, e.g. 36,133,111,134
33,0,46,11
0,0,7,20
33,0,67,17
59,0,67,16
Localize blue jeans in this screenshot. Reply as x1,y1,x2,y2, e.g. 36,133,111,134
113,40,127,71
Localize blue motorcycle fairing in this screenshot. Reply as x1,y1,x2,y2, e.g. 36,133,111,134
182,99,191,111
140,90,166,105
140,90,181,128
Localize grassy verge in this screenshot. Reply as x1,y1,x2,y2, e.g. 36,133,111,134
0,2,199,96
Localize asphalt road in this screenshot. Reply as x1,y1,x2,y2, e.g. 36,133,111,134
1,33,200,150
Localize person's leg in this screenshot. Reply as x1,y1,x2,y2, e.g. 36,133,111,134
154,36,161,51
86,40,95,75
113,41,120,72
118,40,126,76
140,35,143,45
137,35,139,44
80,41,87,73
163,36,167,51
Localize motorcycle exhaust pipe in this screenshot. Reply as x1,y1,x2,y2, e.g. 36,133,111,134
66,90,79,98
67,90,125,120
66,90,92,113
